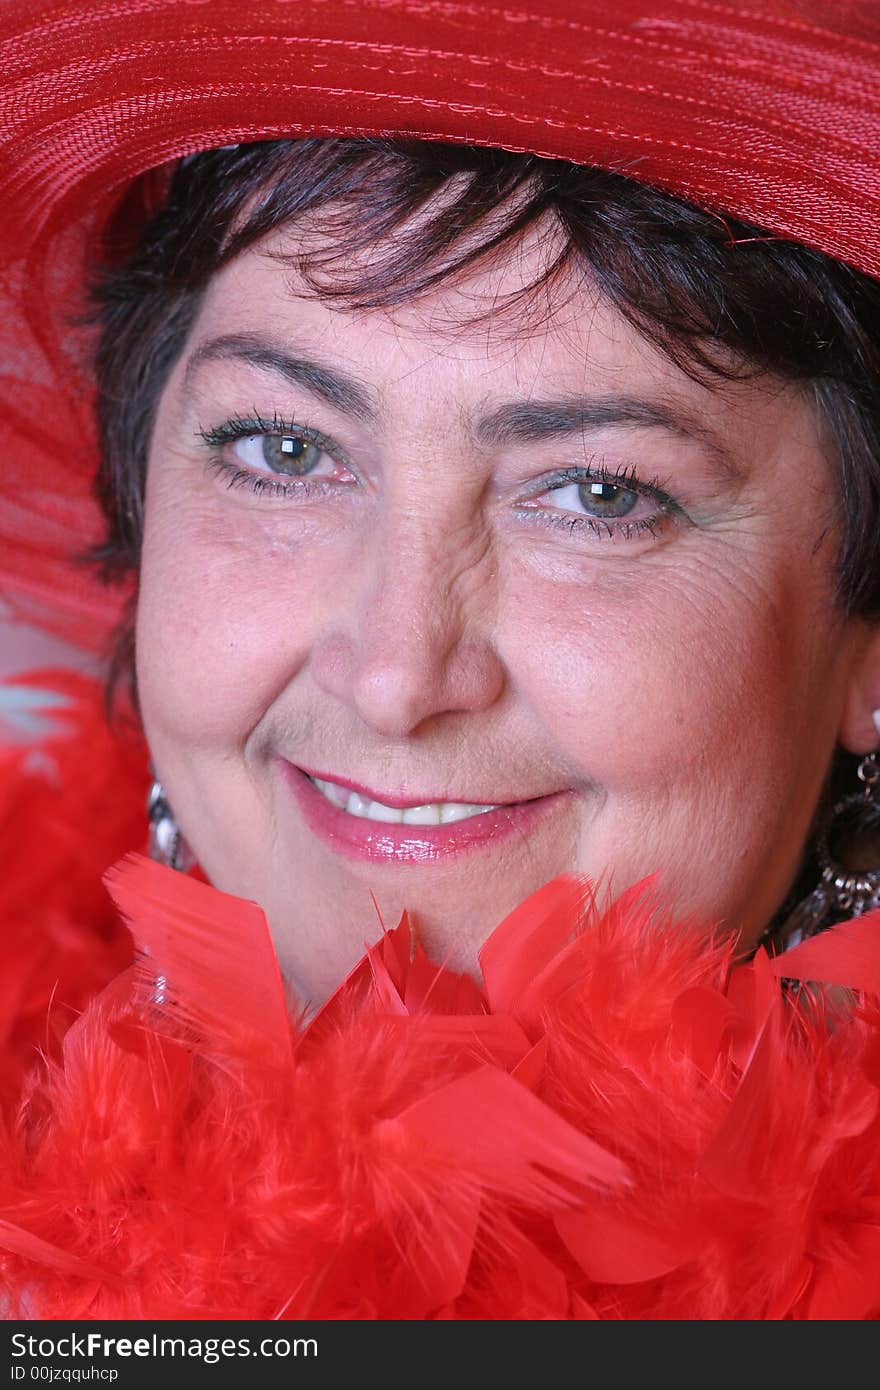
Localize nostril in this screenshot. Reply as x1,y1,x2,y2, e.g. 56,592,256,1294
307,571,505,735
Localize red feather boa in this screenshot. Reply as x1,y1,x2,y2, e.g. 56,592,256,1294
0,669,145,1109
2,671,880,1320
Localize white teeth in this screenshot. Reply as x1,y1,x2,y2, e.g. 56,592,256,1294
439,803,489,823
309,777,497,825
402,804,443,825
348,791,402,822
312,776,348,809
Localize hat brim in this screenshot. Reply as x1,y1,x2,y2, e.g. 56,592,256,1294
2,0,880,277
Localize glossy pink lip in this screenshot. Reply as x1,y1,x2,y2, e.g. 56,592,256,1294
278,759,567,864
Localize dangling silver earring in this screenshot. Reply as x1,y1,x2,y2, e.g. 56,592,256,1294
147,777,195,872
769,750,880,951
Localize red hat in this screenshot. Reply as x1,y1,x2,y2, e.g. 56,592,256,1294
2,0,880,651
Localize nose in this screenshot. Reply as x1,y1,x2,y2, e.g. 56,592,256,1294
309,516,506,738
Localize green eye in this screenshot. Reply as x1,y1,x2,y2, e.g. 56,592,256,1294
578,480,639,518
262,434,325,475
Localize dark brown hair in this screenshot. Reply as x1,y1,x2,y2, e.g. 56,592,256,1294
88,137,880,715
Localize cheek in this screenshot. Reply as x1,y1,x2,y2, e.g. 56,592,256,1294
501,547,811,791
134,478,338,751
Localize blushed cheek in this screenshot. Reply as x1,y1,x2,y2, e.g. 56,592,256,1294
504,556,798,797
135,478,328,757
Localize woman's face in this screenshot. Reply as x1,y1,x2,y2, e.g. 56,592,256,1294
136,216,874,1005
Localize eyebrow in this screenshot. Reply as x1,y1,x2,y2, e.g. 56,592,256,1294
473,396,742,482
183,332,741,482
182,333,380,424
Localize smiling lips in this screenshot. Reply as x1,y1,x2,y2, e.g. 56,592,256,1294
308,772,501,824
279,760,565,864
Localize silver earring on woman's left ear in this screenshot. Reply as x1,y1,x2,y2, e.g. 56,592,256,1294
769,749,880,951
147,778,195,872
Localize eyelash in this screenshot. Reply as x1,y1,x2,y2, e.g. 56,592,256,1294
524,463,681,542
198,412,347,500
196,415,682,541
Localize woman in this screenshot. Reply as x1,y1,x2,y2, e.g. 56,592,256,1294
1,0,880,1319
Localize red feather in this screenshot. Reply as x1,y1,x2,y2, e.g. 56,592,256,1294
103,853,293,1068
770,909,880,994
0,668,146,1109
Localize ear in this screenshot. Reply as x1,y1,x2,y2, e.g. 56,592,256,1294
838,620,880,755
